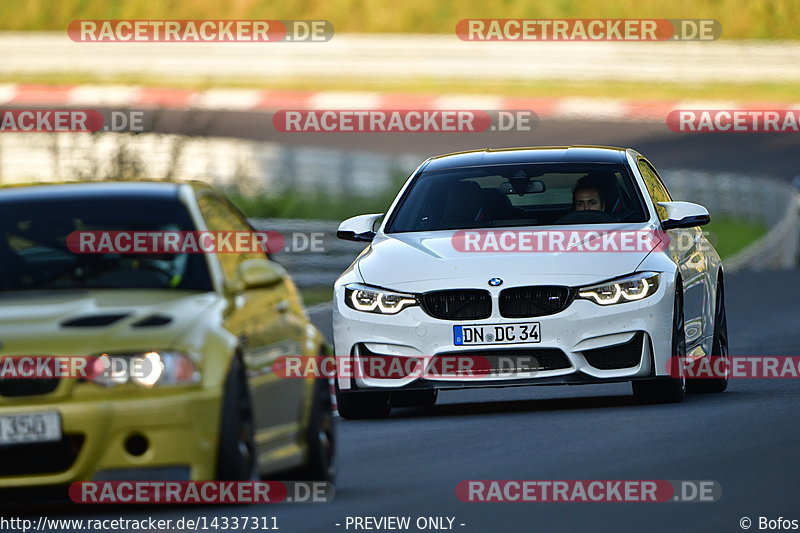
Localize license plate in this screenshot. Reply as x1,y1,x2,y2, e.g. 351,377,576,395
454,322,540,346
0,412,62,445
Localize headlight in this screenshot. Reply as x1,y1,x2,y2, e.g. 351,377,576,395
577,272,660,305
344,284,418,314
90,351,201,387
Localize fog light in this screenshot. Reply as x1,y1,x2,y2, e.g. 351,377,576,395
124,434,149,457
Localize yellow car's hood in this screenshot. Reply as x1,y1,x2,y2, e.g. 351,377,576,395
0,289,221,357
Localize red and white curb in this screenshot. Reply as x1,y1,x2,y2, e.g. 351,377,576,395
1,83,796,123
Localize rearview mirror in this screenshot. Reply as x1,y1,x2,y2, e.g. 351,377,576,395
657,201,711,230
499,180,546,195
337,213,383,242
236,259,284,290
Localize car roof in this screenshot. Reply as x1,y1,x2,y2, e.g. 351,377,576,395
422,146,629,171
0,181,190,204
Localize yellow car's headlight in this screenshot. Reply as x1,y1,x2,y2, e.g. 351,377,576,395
90,350,200,387
577,272,660,305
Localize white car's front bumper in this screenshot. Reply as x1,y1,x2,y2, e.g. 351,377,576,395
332,277,676,391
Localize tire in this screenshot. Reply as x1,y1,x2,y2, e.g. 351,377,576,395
632,282,687,404
688,277,729,393
292,379,337,482
216,356,257,480
390,389,438,408
335,381,391,419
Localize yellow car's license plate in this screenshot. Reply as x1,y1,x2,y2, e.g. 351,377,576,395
0,412,61,445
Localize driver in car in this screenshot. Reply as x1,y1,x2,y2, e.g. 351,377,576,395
572,176,607,212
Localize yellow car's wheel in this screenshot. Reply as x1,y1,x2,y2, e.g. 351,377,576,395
292,378,337,482
216,356,256,480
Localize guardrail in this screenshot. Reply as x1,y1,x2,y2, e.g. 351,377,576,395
250,218,367,289
0,132,416,197
258,171,799,287
1,132,796,284
661,170,800,270
254,171,800,288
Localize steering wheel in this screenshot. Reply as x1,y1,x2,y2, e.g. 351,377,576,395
131,259,175,282
616,209,640,222
555,210,616,224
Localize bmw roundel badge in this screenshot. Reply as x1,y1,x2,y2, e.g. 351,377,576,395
488,277,503,287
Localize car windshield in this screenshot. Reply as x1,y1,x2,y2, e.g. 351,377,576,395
386,163,648,232
0,197,213,292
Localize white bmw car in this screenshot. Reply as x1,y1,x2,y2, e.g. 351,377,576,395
332,146,728,418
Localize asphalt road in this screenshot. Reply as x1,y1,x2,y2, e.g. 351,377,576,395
18,108,800,531
42,269,800,532
145,109,800,181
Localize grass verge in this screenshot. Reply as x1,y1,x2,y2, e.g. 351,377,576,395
299,286,335,308
2,0,799,38
704,216,767,259
227,188,401,222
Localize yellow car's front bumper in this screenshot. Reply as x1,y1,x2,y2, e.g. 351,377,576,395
0,384,223,488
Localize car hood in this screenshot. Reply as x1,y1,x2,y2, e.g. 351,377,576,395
0,289,221,357
356,224,661,291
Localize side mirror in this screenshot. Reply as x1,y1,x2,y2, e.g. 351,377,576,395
337,213,383,242
658,201,711,230
235,259,284,290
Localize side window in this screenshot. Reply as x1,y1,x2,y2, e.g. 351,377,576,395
637,159,671,221
196,192,260,282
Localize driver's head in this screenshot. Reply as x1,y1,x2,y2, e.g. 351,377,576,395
573,176,607,211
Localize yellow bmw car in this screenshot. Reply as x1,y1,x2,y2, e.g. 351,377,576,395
0,181,334,497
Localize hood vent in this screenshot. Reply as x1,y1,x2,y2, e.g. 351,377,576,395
132,314,173,328
60,313,130,327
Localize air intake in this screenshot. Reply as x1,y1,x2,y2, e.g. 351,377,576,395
420,289,491,320
60,313,130,327
499,286,573,318
132,314,173,327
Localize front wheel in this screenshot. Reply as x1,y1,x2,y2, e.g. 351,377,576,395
632,283,687,404
390,389,438,408
216,356,257,480
688,278,729,393
293,379,337,482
